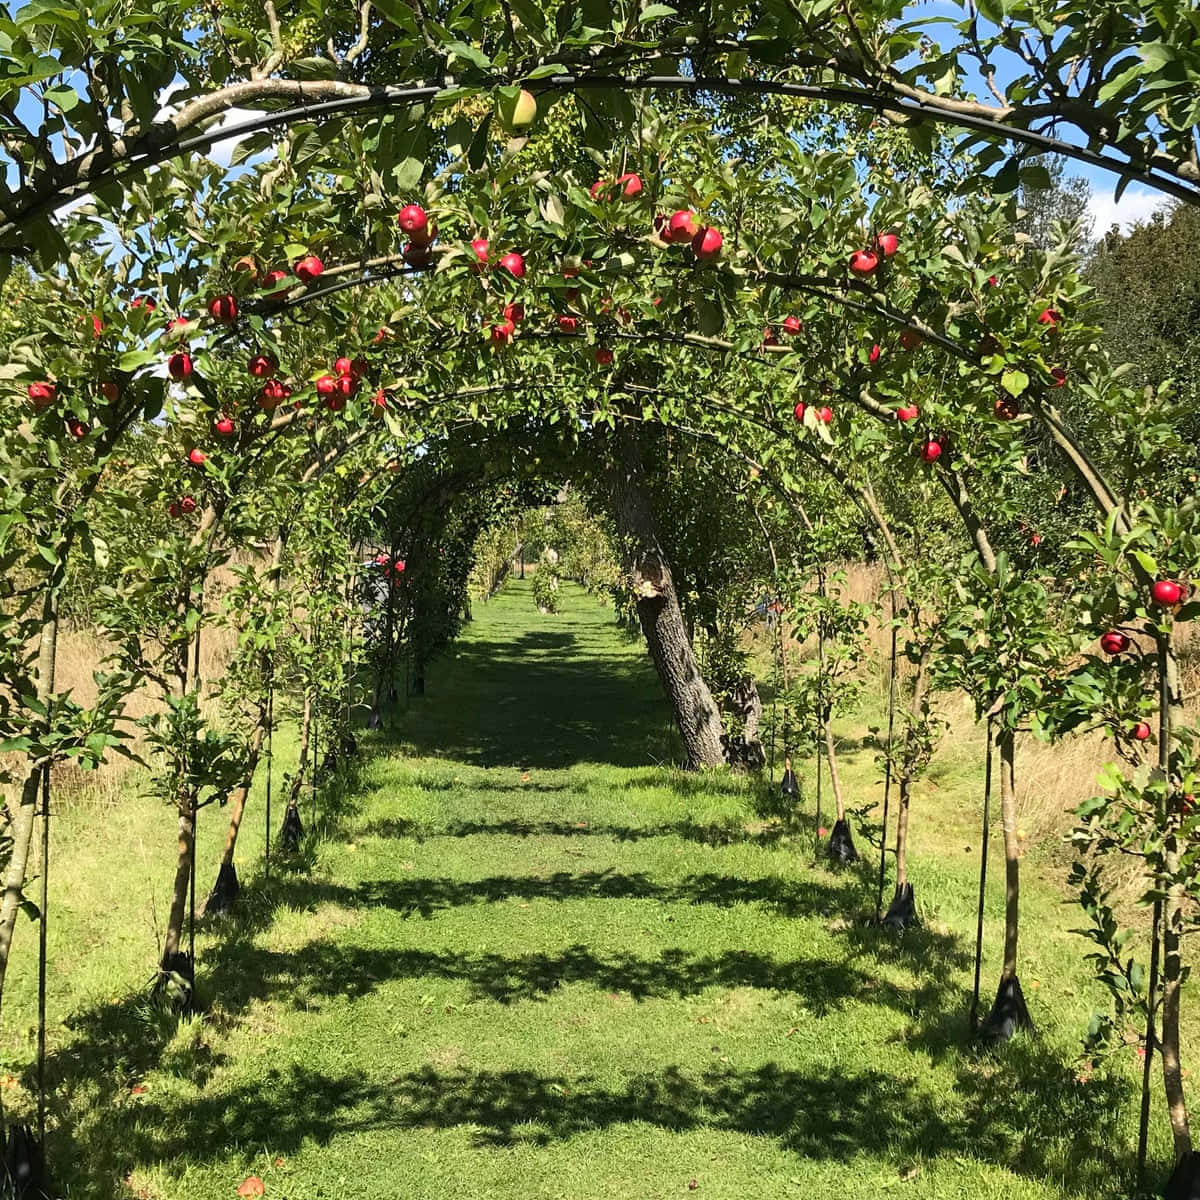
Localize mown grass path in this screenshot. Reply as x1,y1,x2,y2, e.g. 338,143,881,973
7,580,1158,1197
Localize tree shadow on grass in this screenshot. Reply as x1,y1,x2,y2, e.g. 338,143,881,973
377,635,681,769
55,1053,1134,1200
356,814,790,848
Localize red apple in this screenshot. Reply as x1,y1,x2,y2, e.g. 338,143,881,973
617,172,642,198
876,232,899,258
180,495,196,514
504,302,525,324
66,417,87,439
323,393,346,412
316,374,337,398
896,404,919,422
920,439,942,463
334,356,354,377
187,448,207,466
987,274,999,287
868,343,881,364
668,210,698,244
294,255,324,282
1152,579,1184,606
491,320,515,345
214,415,236,436
763,326,779,347
817,406,833,424
371,389,388,414
90,314,103,337
397,203,428,236
849,249,879,276
1050,366,1067,387
248,353,277,378
691,226,722,259
557,315,580,333
260,379,291,406
783,315,802,336
130,295,157,311
595,347,614,366
167,501,182,519
1133,721,1152,741
1037,307,1062,326
1100,631,1129,655
793,402,807,423
208,294,238,323
100,381,119,402
335,374,356,397
498,251,525,278
589,180,608,200
167,352,193,381
261,268,289,290
470,238,489,268
27,381,56,410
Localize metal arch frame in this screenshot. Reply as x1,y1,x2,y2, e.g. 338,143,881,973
3,69,1199,247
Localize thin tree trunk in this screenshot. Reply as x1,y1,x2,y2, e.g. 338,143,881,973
217,717,268,869
824,720,846,822
161,793,195,967
0,597,59,1023
606,426,724,769
893,647,932,892
1159,634,1192,1159
998,728,1019,979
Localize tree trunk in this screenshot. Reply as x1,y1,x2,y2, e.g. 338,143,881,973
161,794,195,969
979,727,1032,1041
1159,634,1192,1159
606,427,724,769
0,597,59,1025
824,720,847,822
893,647,932,893
999,728,1019,979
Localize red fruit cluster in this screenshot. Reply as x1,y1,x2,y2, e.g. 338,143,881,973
591,173,643,201
258,379,292,410
895,404,919,422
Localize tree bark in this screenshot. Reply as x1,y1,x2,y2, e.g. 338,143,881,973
893,646,931,892
0,597,59,1024
161,793,195,967
998,727,1019,979
824,720,847,822
1159,633,1192,1159
605,427,724,769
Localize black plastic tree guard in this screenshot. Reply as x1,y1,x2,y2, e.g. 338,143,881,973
366,707,382,730
1164,1151,1200,1199
1,1125,51,1199
978,974,1034,1044
341,731,358,758
781,764,799,799
882,882,918,931
278,803,304,852
827,817,858,864
203,861,239,916
153,950,195,1013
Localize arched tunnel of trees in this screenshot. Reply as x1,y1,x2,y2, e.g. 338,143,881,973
2,1,1200,1196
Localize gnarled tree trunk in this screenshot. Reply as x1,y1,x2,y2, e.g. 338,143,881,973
606,427,724,769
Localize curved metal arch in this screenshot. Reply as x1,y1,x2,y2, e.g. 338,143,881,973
3,70,1198,249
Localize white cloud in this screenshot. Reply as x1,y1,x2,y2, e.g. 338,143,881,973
1087,183,1172,238
206,106,271,168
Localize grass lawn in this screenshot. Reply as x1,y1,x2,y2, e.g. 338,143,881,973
1,578,1170,1198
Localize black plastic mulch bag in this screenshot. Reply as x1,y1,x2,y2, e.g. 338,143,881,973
1,1125,52,1200
203,861,240,916
278,804,304,852
978,974,1034,1044
827,817,858,864
1164,1151,1200,1199
883,882,918,931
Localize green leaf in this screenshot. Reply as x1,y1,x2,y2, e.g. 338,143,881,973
1001,368,1029,397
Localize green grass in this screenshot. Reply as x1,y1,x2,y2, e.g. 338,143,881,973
2,578,1171,1198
